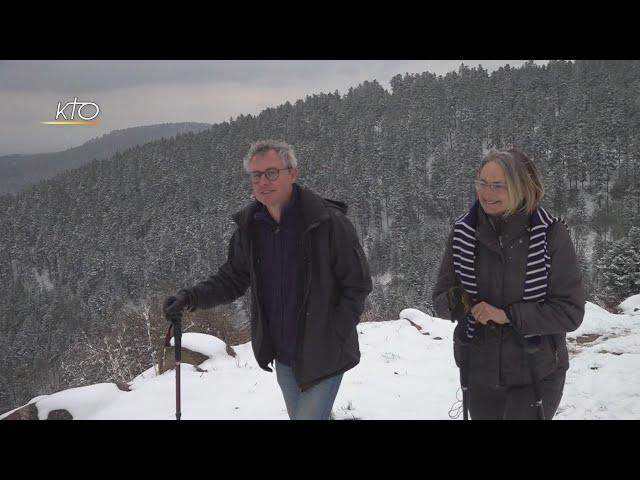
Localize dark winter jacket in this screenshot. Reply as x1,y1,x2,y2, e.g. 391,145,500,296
180,185,373,391
432,206,585,387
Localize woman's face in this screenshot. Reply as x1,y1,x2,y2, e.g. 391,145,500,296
477,161,510,216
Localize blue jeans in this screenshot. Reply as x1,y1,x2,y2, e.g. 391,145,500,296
275,360,343,420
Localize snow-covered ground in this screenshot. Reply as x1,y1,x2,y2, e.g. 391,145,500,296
619,294,640,316
2,300,639,420
556,301,640,419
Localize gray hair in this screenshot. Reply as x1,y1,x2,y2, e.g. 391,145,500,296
243,139,298,172
479,148,544,216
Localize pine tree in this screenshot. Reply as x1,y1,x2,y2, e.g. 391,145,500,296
597,227,640,307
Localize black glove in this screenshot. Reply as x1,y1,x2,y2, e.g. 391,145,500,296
163,290,191,323
447,286,473,322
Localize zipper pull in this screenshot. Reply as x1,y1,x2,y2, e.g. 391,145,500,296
498,235,503,248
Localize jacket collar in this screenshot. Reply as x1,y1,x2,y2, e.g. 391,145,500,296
231,184,346,233
475,204,530,254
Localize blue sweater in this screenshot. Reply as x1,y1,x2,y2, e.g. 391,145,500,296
254,185,304,366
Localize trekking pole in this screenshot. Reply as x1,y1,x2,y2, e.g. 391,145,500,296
460,313,476,421
460,364,469,420
531,374,545,420
448,287,476,421
163,314,182,421
174,316,182,420
523,336,545,420
459,319,473,421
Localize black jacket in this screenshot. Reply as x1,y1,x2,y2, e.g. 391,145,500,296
181,185,373,391
433,207,585,387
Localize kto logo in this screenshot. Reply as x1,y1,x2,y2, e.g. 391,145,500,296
42,97,100,125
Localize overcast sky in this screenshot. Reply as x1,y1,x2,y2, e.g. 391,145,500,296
0,60,549,156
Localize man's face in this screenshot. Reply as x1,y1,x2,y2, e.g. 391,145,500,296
249,149,298,209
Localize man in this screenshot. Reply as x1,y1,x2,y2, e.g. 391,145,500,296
163,139,372,419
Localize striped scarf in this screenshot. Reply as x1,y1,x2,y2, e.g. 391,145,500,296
452,201,562,339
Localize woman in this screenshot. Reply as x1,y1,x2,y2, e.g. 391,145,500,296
432,148,585,420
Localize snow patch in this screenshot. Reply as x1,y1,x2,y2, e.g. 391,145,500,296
34,383,123,419
619,294,640,315
3,301,640,419
33,267,54,292
376,272,393,286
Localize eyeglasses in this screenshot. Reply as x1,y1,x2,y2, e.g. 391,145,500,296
474,180,508,193
248,167,291,183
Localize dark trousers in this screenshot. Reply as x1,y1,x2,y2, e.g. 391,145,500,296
468,369,566,420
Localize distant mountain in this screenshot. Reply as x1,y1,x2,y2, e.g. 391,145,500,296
0,122,211,194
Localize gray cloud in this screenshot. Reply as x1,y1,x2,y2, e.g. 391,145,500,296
0,60,548,155
0,60,545,93
0,60,391,93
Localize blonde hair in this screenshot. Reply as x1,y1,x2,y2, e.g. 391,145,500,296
479,148,544,216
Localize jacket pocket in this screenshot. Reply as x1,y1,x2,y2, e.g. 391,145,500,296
333,310,350,344
525,336,558,382
536,336,557,364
